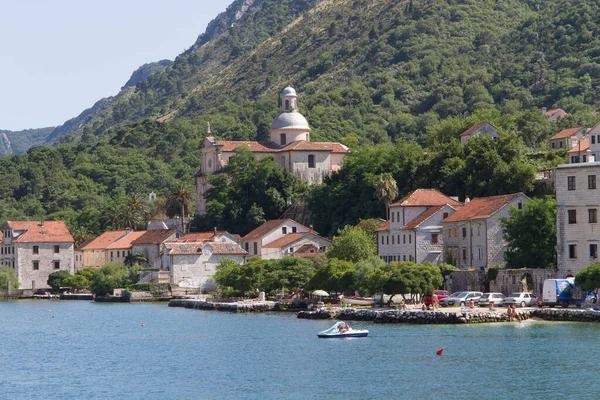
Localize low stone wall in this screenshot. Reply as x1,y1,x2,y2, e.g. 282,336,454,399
532,308,600,322
298,308,534,324
60,293,94,301
126,291,171,302
169,299,277,313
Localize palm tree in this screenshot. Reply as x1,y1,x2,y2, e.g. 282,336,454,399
167,182,193,234
374,173,398,220
123,194,151,230
125,252,148,267
101,202,123,230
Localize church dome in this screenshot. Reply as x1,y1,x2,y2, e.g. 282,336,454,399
270,112,311,131
281,87,297,97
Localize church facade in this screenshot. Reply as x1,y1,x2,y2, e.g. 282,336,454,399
195,87,349,214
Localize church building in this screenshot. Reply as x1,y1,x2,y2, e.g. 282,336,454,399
195,87,349,214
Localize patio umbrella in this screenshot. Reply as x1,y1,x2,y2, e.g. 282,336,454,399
312,290,329,299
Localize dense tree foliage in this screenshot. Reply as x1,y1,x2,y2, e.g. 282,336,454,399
576,263,600,295
326,225,377,263
500,196,557,269
0,266,19,291
192,148,307,235
89,263,140,296
365,262,443,303
47,270,71,293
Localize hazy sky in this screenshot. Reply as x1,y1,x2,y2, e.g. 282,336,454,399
1,0,233,131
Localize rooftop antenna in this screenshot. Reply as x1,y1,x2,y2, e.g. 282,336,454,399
207,121,211,135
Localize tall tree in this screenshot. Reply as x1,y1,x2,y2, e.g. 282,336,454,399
167,182,193,234
500,196,556,269
374,172,398,219
326,225,377,263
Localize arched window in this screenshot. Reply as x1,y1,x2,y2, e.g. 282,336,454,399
308,154,315,168
280,133,287,145
285,100,290,110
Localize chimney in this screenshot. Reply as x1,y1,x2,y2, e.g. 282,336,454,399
465,196,471,204
40,220,44,228
213,227,218,237
126,226,133,234
309,224,314,233
542,107,547,114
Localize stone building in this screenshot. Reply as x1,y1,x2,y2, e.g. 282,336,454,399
549,126,586,150
161,235,247,291
1,221,74,290
442,193,529,269
195,87,349,214
241,219,331,260
75,229,145,270
459,122,498,144
555,162,600,277
376,189,463,264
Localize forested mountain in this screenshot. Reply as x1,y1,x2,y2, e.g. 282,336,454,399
51,0,600,146
0,128,56,156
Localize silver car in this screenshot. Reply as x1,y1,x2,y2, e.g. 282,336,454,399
478,292,506,307
504,292,537,308
440,291,483,307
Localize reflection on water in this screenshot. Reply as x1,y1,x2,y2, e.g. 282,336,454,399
0,301,597,399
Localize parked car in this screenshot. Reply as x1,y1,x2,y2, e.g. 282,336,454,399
504,292,537,307
440,291,483,307
478,292,506,307
424,290,450,306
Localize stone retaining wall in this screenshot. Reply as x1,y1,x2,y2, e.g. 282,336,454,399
297,308,532,324
169,299,277,312
532,308,600,322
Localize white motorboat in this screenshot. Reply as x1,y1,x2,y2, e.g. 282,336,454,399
317,322,369,338
344,296,376,306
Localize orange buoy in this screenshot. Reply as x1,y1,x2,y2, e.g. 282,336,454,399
141,323,145,327
436,348,444,356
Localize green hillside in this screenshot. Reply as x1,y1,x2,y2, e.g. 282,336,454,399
2,0,599,236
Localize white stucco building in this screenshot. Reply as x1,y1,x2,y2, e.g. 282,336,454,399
1,221,74,290
195,87,349,214
442,193,529,269
242,219,331,260
555,162,600,277
376,189,463,264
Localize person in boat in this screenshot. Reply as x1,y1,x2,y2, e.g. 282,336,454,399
338,322,349,333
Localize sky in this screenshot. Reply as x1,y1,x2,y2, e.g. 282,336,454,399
1,0,233,131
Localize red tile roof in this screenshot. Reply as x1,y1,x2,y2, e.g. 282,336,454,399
294,243,325,258
207,242,247,255
108,231,146,249
402,206,445,230
281,141,349,154
568,138,590,154
80,231,126,250
550,126,584,140
243,219,310,239
460,122,487,137
164,242,204,255
8,221,74,243
217,141,282,152
215,140,348,154
131,229,176,245
442,193,524,223
375,220,390,232
391,189,462,207
545,109,567,118
263,233,310,248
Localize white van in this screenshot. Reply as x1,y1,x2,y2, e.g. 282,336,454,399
542,278,581,308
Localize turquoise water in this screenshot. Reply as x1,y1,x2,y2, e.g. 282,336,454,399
1,301,598,399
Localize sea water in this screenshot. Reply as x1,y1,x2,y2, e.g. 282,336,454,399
0,300,597,399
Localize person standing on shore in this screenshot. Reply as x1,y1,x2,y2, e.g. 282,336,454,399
432,292,439,311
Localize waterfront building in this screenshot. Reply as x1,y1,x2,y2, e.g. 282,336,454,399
1,221,74,290
194,87,349,214
242,219,331,260
555,162,600,277
442,193,528,269
161,237,247,291
376,189,463,264
75,229,145,270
